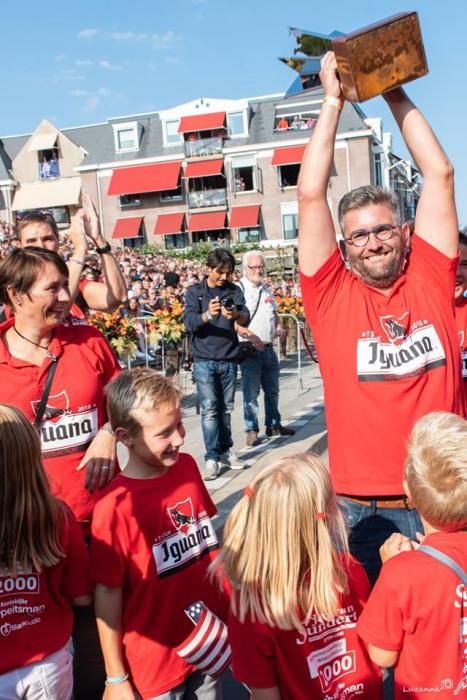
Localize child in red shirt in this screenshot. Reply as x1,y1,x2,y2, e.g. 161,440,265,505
358,411,467,698
0,404,91,699
216,453,382,700
90,368,228,699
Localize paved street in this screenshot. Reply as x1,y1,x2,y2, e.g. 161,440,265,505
181,349,328,531
179,350,327,698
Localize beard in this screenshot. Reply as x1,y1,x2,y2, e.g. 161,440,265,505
349,246,407,289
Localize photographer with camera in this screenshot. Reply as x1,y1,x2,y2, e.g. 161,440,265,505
184,248,250,480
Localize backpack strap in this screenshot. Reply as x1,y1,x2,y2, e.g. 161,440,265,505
418,544,467,585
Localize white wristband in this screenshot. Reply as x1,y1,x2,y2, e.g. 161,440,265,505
105,673,129,686
323,95,343,111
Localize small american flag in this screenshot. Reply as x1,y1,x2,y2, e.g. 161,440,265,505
175,601,231,677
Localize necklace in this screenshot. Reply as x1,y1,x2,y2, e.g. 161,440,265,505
13,327,57,361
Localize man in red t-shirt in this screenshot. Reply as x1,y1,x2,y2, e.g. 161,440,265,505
455,231,467,404
297,52,463,583
17,190,127,319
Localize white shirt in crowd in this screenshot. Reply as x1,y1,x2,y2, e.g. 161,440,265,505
237,276,277,344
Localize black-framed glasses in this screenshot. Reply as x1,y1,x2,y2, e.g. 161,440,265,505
247,265,265,271
344,224,400,248
16,209,55,222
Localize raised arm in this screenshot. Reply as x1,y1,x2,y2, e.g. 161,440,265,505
297,52,342,276
80,191,128,311
384,88,458,258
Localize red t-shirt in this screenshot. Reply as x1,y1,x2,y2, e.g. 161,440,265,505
455,298,467,405
0,506,90,674
228,556,382,699
300,235,463,495
0,320,120,522
357,531,467,699
89,453,229,699
69,279,91,324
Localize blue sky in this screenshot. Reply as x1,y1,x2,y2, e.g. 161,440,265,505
3,0,466,223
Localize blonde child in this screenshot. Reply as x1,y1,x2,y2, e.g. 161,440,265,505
358,412,467,698
217,452,382,699
0,404,91,699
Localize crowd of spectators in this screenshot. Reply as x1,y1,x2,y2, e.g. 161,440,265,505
0,218,301,315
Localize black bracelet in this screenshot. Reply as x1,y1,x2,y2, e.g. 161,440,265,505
95,242,112,254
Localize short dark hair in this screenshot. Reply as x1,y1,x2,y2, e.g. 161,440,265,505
17,212,59,241
459,230,467,247
338,185,400,232
0,247,69,306
206,248,235,272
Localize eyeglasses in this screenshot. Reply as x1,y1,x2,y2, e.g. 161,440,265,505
344,224,400,248
16,210,55,222
247,265,265,271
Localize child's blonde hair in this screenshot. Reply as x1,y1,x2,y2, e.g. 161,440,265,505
0,404,64,575
405,411,467,530
217,452,349,633
106,367,183,436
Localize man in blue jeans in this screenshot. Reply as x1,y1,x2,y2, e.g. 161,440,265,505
184,249,250,480
237,251,295,447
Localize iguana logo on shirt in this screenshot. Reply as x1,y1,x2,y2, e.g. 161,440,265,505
31,390,69,424
380,312,409,345
167,498,196,535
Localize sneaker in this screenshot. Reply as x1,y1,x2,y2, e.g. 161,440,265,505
266,425,296,437
219,450,246,470
203,459,220,481
246,431,261,447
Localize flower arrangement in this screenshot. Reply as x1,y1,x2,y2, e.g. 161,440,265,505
146,299,185,346
88,311,138,360
275,295,305,320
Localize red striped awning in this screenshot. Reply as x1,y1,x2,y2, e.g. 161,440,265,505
107,161,182,196
271,145,306,166
112,217,143,239
154,212,185,235
230,205,261,228
188,211,227,232
184,159,224,178
178,112,226,134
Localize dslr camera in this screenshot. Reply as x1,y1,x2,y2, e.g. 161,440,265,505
220,295,237,311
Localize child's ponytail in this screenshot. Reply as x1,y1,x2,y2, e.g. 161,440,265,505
217,453,350,633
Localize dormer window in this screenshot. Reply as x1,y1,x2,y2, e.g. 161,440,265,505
113,122,140,153
38,148,60,180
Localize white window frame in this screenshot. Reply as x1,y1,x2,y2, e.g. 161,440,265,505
163,119,182,147
281,202,299,241
113,122,139,153
227,111,248,138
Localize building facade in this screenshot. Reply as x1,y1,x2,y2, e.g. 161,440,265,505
0,89,420,248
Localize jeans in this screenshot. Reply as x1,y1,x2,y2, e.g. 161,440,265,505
339,497,424,586
148,671,222,699
193,360,237,462
240,346,281,432
0,642,73,700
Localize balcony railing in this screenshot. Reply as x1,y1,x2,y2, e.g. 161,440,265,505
188,188,227,209
185,136,223,158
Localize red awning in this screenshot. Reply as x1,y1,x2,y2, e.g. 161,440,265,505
230,205,261,228
188,211,226,232
154,212,185,235
184,159,224,178
107,161,182,196
271,145,306,166
178,112,226,134
112,217,143,239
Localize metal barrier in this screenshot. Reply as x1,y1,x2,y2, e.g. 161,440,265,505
277,313,305,393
